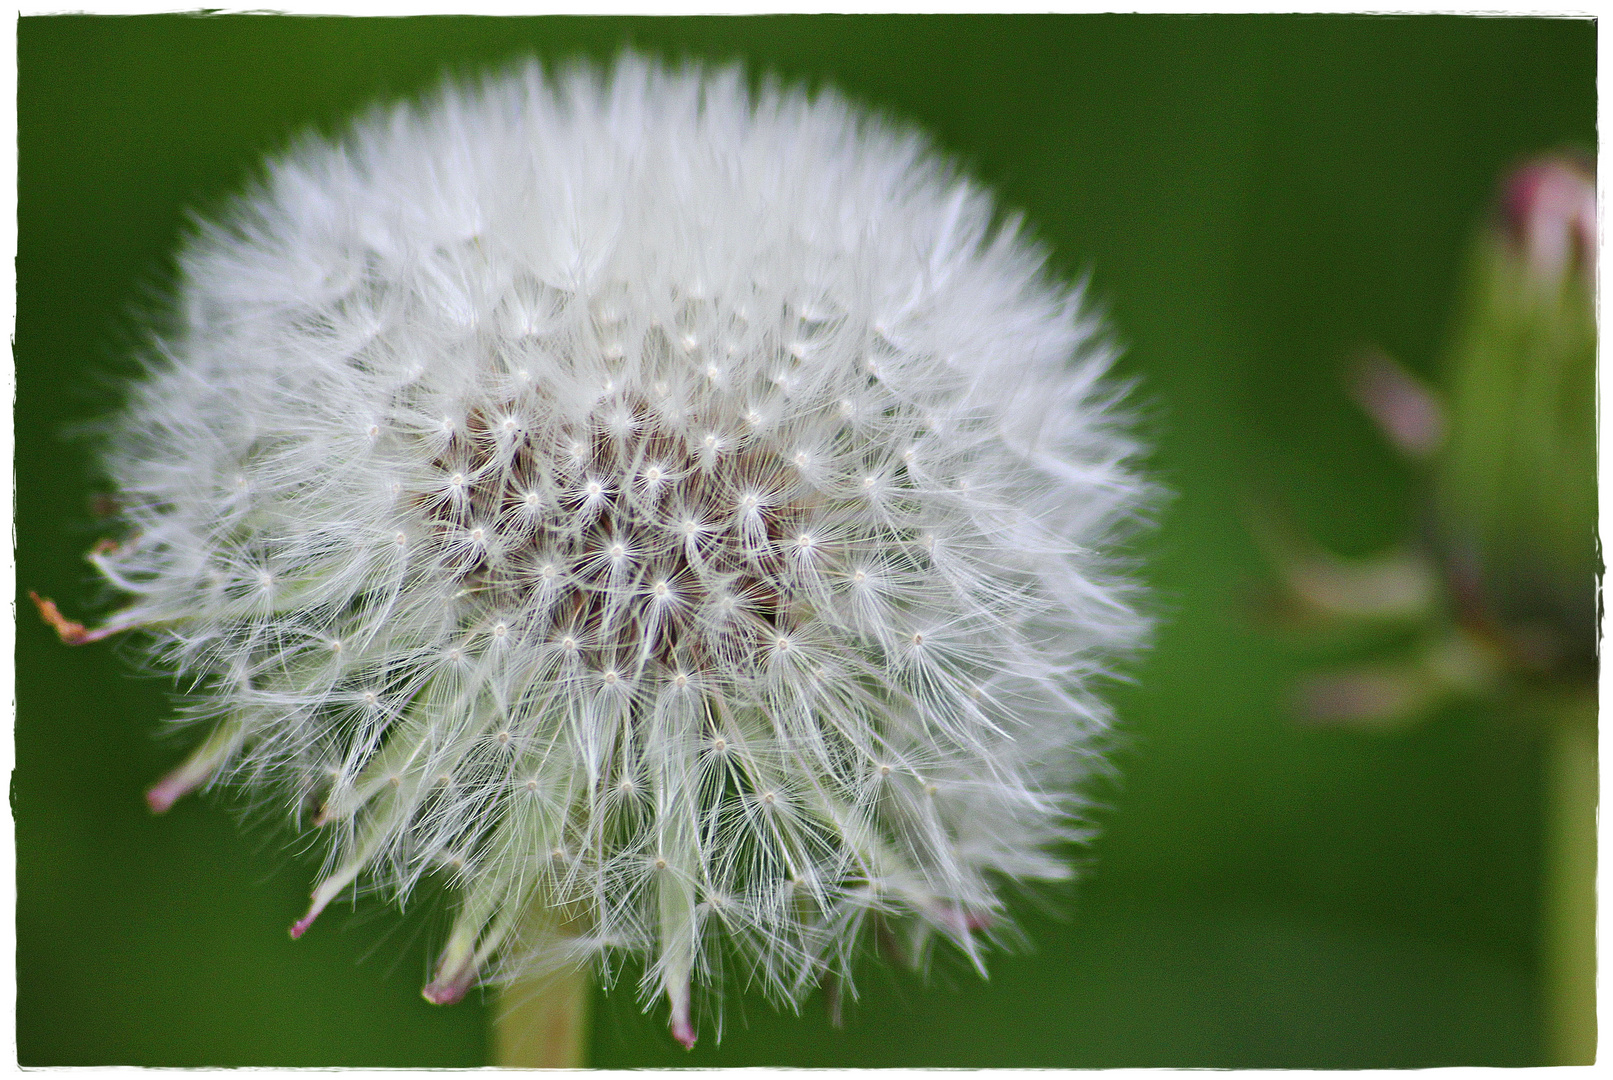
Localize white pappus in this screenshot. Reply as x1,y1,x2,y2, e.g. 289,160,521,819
44,56,1153,1047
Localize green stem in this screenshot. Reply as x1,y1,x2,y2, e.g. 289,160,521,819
1543,691,1596,1065
494,965,591,1068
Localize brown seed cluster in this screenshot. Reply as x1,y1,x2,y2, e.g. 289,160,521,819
409,385,862,682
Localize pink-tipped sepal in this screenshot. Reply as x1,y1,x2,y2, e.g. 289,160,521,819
422,966,476,1006
422,944,479,1006
288,863,364,939
145,768,201,816
144,718,246,815
288,904,324,941
1348,351,1446,461
667,981,697,1050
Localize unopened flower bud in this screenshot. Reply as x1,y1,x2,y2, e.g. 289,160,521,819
1437,154,1597,673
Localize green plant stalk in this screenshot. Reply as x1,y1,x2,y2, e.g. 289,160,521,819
494,966,591,1068
1543,691,1597,1065
1432,176,1598,1063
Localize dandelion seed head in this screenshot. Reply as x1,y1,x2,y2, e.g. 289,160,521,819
84,56,1151,1046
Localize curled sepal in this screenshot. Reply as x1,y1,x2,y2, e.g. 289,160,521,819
1293,628,1502,728
423,878,522,1005
666,978,697,1051
656,866,700,1050
290,860,364,941
146,717,247,814
1245,508,1440,625
422,932,480,1006
423,886,491,1004
30,591,140,645
425,763,572,1005
1348,350,1447,460
291,774,422,938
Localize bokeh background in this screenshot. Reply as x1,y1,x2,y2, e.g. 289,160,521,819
14,14,1596,1068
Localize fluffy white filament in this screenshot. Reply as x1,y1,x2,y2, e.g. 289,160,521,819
87,57,1151,1045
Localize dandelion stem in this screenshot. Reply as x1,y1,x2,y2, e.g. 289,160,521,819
1543,689,1596,1065
493,965,590,1068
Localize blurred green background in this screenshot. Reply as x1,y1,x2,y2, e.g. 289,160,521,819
14,14,1595,1068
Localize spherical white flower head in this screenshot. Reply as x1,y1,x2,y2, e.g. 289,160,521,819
89,58,1150,1045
